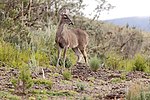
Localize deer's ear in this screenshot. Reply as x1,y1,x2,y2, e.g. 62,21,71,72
58,7,66,16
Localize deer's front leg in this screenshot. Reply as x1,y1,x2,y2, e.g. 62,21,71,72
63,47,68,68
56,47,62,67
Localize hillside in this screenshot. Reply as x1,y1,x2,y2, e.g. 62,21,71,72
104,16,150,32
0,1,150,100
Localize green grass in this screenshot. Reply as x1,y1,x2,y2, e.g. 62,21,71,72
33,78,53,89
0,91,21,100
30,89,78,97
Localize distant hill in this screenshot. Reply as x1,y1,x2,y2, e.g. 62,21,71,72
104,16,150,32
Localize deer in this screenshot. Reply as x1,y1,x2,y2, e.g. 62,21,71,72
55,10,89,68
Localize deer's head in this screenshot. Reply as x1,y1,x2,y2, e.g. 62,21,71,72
60,13,73,25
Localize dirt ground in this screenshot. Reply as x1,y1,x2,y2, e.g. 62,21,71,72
0,63,150,100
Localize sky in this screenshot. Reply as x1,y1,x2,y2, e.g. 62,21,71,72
83,0,150,20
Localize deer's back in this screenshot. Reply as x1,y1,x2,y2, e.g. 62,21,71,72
61,28,88,48
62,28,78,48
71,28,89,47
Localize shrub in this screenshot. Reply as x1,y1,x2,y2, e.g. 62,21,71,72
123,59,135,72
0,41,18,67
62,70,72,80
89,56,100,72
105,52,122,70
34,50,50,67
64,58,73,68
11,66,33,94
132,54,147,71
76,82,85,91
50,50,75,68
126,83,150,100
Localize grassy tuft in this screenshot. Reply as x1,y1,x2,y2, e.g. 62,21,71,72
76,82,85,91
0,91,21,100
33,78,53,89
89,56,100,72
62,70,72,80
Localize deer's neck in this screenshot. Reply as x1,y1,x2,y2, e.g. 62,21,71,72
56,21,65,37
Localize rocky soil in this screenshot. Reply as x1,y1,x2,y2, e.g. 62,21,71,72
0,63,150,100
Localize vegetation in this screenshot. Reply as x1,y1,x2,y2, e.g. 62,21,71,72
105,52,122,70
0,0,150,99
132,54,148,72
76,82,85,91
62,70,72,80
11,66,33,94
33,78,53,90
0,91,21,100
89,56,101,72
126,84,150,100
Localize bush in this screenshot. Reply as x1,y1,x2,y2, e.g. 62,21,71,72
132,54,147,71
34,50,50,67
89,56,100,72
50,49,75,68
76,82,85,91
126,83,150,100
11,66,33,94
0,41,18,67
105,52,122,70
62,70,72,80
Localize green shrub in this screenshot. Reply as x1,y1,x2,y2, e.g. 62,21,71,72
0,41,18,67
62,70,72,80
76,82,85,91
123,59,135,71
51,56,72,68
105,52,122,70
89,56,100,72
132,54,147,71
64,58,73,68
11,66,33,94
34,51,50,67
58,58,71,68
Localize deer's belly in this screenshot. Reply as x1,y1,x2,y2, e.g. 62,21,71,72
67,35,78,48
69,41,78,48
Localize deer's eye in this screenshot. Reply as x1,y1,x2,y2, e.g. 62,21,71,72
64,16,68,19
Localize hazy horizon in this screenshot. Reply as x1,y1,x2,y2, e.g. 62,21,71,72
83,0,150,20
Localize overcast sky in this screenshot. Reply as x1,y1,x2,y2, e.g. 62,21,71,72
83,0,150,20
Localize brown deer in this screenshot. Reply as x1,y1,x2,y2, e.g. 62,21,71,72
55,12,89,68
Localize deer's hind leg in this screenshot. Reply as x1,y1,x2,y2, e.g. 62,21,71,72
79,47,88,65
72,47,82,64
